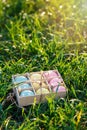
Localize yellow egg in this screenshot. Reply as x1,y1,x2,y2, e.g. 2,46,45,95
30,73,42,81
32,82,40,90
36,88,49,94
32,82,47,90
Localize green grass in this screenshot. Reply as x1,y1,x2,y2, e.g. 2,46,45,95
0,0,87,129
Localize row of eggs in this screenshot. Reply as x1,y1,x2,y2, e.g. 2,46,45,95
17,82,50,96
19,84,66,97
13,71,66,97
14,71,61,83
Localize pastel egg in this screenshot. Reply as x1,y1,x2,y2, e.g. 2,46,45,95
36,88,49,94
40,82,47,88
32,82,40,90
32,82,47,90
15,76,28,83
44,71,58,79
49,78,62,87
52,86,59,92
52,86,66,92
18,83,31,92
30,73,42,81
20,90,34,97
58,86,66,92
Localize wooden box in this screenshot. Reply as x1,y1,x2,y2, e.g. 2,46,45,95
12,70,67,106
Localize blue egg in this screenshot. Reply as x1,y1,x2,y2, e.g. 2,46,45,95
18,83,31,89
15,76,28,83
20,90,34,97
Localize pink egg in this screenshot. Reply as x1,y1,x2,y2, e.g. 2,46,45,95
49,78,62,87
58,86,66,92
44,71,58,79
52,86,66,92
52,86,59,92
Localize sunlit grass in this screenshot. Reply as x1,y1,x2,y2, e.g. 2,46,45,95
0,0,87,130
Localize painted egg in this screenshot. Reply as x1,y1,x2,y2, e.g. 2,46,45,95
52,86,59,92
30,73,42,81
58,86,66,92
20,90,34,97
36,87,49,94
18,83,31,92
32,82,47,90
52,86,66,92
15,76,28,83
49,78,62,87
43,71,58,79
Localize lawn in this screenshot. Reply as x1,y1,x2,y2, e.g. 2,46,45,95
0,0,87,130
